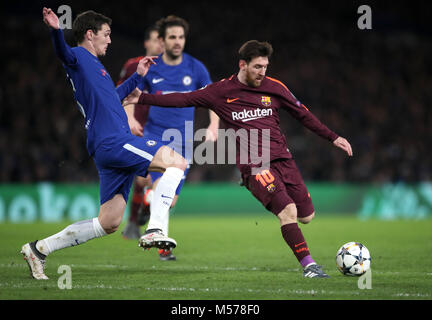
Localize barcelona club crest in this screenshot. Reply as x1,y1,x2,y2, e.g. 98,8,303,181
261,96,271,107
267,183,276,193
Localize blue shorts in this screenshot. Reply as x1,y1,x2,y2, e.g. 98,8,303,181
143,130,191,195
93,135,160,204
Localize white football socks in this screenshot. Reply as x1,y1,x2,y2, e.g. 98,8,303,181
36,217,107,256
147,167,184,235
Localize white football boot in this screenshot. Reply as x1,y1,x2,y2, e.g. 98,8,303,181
139,229,177,251
20,241,49,280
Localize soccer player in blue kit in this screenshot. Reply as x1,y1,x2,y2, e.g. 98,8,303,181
20,8,186,280
134,15,219,260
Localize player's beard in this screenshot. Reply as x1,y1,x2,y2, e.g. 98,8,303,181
245,71,264,88
165,47,183,61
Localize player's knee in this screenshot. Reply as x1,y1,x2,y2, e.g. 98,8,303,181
99,215,122,234
298,212,315,224
173,157,188,171
154,146,188,171
102,221,121,234
277,203,297,225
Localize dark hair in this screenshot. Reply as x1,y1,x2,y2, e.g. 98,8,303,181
72,10,112,44
144,25,159,41
155,15,189,39
238,40,273,63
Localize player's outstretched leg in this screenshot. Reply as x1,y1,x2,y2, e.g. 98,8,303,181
278,204,329,278
20,217,107,280
20,194,125,280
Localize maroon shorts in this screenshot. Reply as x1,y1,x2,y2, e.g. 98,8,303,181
242,159,314,217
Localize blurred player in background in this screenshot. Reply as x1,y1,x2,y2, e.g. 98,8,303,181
133,15,219,261
117,25,163,240
125,40,353,278
20,8,185,280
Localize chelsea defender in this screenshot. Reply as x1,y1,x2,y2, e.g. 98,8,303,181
20,8,186,280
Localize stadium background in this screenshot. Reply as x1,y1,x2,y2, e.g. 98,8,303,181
1,0,431,221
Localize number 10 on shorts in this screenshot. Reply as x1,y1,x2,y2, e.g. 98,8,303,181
255,169,276,192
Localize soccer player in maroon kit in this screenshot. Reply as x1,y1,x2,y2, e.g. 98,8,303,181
125,40,353,278
117,25,163,239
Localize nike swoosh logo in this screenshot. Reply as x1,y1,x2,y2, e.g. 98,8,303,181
227,98,239,103
161,194,173,199
294,241,306,248
152,78,164,84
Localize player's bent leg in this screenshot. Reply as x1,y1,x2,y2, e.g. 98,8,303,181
145,175,179,261
98,194,127,234
139,146,185,250
277,204,328,277
298,212,315,224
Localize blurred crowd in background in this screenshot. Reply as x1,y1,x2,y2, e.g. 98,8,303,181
1,1,431,184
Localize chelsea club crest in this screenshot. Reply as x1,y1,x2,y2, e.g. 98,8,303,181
183,75,192,86
146,140,157,147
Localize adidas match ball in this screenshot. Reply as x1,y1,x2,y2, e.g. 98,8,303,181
336,242,371,276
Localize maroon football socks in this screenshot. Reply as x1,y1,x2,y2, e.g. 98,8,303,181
281,223,315,268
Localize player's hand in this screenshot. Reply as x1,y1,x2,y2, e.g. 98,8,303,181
333,136,353,156
128,116,144,137
123,88,142,106
205,123,219,142
42,7,60,29
136,56,158,76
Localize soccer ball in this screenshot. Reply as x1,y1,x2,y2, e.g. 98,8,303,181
336,242,371,276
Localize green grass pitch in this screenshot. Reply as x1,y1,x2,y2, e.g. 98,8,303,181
0,215,431,300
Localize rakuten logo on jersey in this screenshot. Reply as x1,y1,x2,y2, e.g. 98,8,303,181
232,108,273,122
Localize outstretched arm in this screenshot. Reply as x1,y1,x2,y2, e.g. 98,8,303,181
279,85,353,157
43,7,77,66
287,104,353,157
124,84,214,109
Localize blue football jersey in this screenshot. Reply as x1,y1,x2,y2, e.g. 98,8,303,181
138,53,212,137
50,29,142,156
